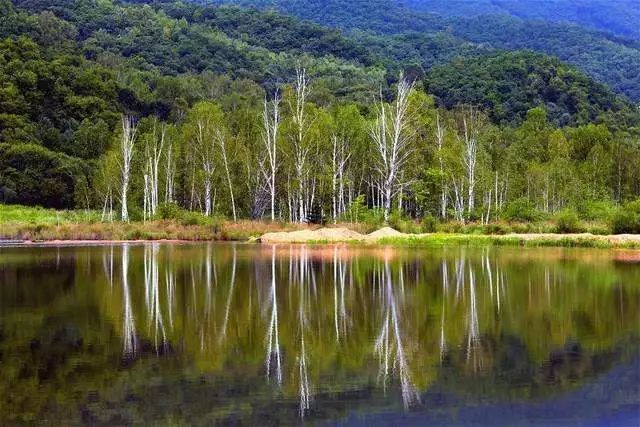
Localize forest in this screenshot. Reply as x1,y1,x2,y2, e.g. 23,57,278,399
1,0,640,234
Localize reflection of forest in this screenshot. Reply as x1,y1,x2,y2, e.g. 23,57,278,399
0,244,638,424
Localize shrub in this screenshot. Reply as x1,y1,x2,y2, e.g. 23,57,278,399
388,210,420,233
156,202,185,220
610,199,640,234
555,209,581,233
437,221,463,233
485,222,511,235
421,215,437,233
502,197,541,222
576,200,616,221
342,195,385,231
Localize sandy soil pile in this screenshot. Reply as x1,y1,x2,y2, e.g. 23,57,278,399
366,227,404,239
259,227,366,243
259,227,640,245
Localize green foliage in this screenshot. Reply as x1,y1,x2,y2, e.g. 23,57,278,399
420,214,437,233
342,195,385,230
555,209,582,234
220,0,640,102
0,143,93,209
156,202,185,220
156,202,221,227
610,199,640,234
502,197,542,222
424,51,635,126
403,0,640,40
576,200,616,221
0,36,119,155
388,210,421,233
0,0,637,225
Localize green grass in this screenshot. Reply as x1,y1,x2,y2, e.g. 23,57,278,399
0,204,305,242
1,204,638,248
0,204,100,225
376,234,640,249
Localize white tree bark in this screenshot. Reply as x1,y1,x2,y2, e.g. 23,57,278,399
331,134,351,223
290,68,312,223
217,133,237,221
119,116,137,222
435,113,448,219
458,108,481,214
194,119,217,216
260,95,281,221
144,119,165,216
370,76,415,222
164,138,175,204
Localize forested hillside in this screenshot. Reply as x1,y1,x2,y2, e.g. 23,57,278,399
424,51,635,126
402,0,640,40
215,0,640,102
0,0,639,232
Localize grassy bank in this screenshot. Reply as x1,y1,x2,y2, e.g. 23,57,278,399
375,234,640,249
1,204,638,248
0,204,306,241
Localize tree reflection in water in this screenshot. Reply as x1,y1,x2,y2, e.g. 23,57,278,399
7,243,633,423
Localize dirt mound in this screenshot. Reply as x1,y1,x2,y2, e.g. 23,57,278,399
259,226,410,243
260,227,365,243
366,227,404,239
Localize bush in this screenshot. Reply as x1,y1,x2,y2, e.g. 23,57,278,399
342,195,385,232
388,211,421,233
437,221,463,233
502,197,542,222
610,199,640,234
421,215,437,233
555,209,581,233
156,202,185,220
576,200,616,221
485,222,511,235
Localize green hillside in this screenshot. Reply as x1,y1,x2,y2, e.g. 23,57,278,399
214,0,640,102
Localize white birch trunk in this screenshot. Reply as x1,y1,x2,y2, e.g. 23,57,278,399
119,116,137,222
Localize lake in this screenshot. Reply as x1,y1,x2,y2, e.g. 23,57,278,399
0,243,638,425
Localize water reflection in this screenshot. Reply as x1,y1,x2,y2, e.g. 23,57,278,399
0,243,638,424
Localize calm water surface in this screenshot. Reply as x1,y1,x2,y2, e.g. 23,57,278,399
0,243,639,425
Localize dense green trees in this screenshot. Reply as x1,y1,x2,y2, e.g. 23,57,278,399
424,51,636,127
219,0,640,102
403,0,640,41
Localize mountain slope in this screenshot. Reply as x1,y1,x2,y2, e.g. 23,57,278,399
401,0,640,41
213,0,640,102
424,50,635,126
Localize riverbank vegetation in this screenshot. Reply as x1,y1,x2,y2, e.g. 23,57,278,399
3,203,640,249
0,0,639,232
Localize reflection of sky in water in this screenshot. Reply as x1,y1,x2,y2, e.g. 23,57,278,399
0,243,638,425
339,361,639,426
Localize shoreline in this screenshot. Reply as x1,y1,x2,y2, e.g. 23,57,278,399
2,230,639,249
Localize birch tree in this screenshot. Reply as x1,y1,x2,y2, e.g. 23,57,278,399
435,113,447,219
283,68,315,222
164,125,177,204
142,118,166,220
217,132,237,221
260,94,281,221
370,76,416,222
456,106,482,213
118,115,137,222
185,102,225,216
331,134,350,223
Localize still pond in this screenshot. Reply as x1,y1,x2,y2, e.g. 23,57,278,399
0,243,638,425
